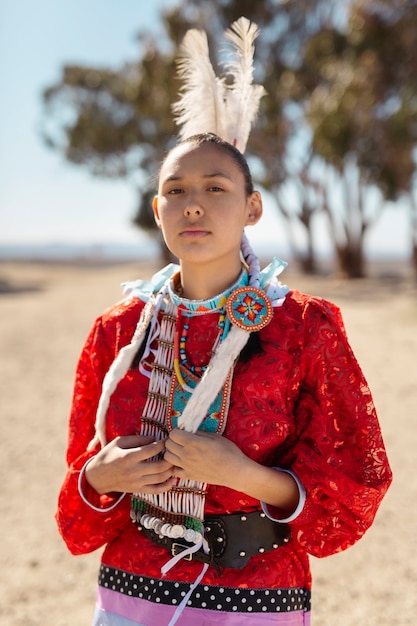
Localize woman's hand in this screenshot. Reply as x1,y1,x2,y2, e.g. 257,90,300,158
165,429,300,517
85,435,176,495
164,429,246,487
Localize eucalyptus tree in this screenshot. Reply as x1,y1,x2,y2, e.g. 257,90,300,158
298,0,417,276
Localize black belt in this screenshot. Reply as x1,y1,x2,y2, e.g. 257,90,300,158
137,511,291,574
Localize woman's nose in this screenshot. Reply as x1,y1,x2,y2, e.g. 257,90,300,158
184,206,202,217
184,197,204,217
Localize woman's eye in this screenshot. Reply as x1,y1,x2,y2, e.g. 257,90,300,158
168,188,183,195
208,186,223,192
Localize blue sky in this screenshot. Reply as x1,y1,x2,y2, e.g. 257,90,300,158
0,0,409,258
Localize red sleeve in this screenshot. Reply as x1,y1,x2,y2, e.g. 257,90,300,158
56,306,135,556
275,295,392,557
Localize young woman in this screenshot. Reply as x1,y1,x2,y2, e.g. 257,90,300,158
57,133,392,626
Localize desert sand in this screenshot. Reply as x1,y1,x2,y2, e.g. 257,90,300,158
0,259,416,625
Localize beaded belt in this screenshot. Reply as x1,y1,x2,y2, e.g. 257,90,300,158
137,510,291,573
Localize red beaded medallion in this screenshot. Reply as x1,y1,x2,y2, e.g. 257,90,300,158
226,286,273,332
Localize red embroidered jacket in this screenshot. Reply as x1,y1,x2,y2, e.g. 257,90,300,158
57,289,392,591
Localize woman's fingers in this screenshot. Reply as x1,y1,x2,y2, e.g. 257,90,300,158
85,436,175,494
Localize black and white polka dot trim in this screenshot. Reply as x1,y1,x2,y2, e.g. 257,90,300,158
98,565,311,613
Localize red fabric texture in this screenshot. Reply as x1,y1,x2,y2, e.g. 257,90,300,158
57,289,392,590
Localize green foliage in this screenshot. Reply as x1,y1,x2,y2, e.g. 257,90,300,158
302,1,417,200
42,48,178,178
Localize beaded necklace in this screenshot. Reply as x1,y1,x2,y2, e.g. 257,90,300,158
173,304,226,391
169,269,247,392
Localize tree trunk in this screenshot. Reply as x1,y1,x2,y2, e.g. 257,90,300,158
410,192,417,281
412,244,417,279
336,242,366,278
299,224,318,274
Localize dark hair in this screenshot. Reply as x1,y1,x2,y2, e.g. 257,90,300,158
162,132,254,196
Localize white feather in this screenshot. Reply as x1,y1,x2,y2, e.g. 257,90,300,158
172,18,264,153
172,29,227,140
222,17,265,153
87,290,167,450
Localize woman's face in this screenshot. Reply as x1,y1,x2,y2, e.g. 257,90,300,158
153,142,262,269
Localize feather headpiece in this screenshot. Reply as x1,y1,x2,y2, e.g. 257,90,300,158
172,16,265,154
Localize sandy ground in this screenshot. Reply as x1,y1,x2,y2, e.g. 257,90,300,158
0,259,416,626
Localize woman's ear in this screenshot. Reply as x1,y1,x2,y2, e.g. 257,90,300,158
152,195,161,227
245,191,263,226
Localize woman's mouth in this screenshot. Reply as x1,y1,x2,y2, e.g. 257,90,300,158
180,229,210,238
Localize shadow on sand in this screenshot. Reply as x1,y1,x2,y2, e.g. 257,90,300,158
0,278,45,296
